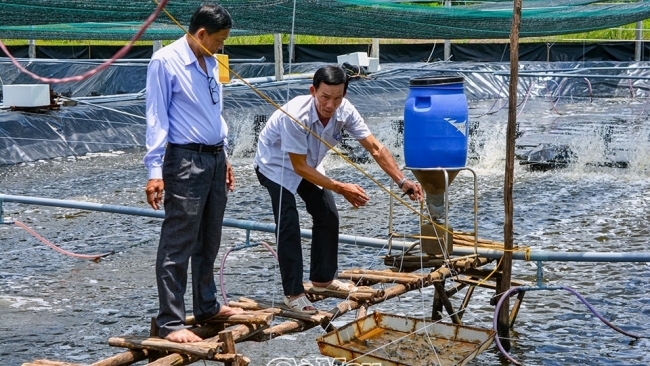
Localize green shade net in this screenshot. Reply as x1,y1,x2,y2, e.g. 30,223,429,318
0,0,648,40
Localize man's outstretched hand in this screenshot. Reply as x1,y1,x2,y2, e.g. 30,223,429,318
337,182,370,208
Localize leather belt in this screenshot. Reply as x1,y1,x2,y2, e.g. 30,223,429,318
168,142,224,154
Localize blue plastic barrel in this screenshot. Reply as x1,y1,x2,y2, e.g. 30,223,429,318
403,76,469,168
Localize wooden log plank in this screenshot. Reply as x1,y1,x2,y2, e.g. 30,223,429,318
246,320,310,342
454,274,527,289
454,233,505,246
144,323,261,366
383,256,445,269
303,283,383,302
231,297,324,323
382,255,441,263
108,336,219,359
453,238,508,249
90,349,152,366
339,269,426,279
321,299,361,332
241,298,366,341
23,361,84,366
337,272,422,285
185,312,272,326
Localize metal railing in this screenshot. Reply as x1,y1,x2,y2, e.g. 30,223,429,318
2,193,650,286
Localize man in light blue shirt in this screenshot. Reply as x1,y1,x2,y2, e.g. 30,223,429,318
144,4,242,343
254,66,423,313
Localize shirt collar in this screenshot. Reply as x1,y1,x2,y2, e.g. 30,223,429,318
179,37,217,77
179,36,197,67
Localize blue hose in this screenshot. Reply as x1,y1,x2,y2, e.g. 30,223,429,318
493,285,643,365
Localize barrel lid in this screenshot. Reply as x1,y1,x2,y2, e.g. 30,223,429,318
409,76,465,86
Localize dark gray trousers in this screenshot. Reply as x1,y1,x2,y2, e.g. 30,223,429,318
256,168,340,297
156,145,227,338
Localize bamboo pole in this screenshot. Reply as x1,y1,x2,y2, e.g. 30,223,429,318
498,0,523,352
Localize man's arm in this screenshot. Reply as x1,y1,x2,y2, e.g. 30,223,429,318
358,134,423,201
288,153,370,208
144,59,172,210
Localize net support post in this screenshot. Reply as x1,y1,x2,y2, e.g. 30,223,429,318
635,21,643,62
274,33,284,82
28,39,36,59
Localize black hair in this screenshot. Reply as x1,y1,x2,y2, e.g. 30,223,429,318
188,4,233,35
313,65,349,93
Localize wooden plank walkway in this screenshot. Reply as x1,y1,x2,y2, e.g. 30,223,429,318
23,239,525,365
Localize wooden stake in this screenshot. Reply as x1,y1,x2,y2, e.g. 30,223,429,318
218,330,237,366
499,0,524,352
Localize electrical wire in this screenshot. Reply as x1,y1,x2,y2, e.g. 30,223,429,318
13,220,112,261
0,0,170,84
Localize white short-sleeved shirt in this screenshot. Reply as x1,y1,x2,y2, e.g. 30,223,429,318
254,94,371,193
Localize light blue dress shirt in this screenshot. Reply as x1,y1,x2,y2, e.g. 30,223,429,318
144,36,228,179
254,95,371,194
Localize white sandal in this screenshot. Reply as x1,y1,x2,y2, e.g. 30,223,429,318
283,295,318,314
311,279,358,294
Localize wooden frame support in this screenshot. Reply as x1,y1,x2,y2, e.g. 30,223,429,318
509,289,526,327
432,280,462,325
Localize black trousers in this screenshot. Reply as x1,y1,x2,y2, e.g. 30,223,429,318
155,145,227,338
256,168,340,296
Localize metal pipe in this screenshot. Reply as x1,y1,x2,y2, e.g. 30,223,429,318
493,71,650,80
228,73,313,85
452,246,650,262
0,193,405,249
2,194,650,263
1,56,267,64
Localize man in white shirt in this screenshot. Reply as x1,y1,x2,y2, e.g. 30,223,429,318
144,4,242,343
254,65,423,313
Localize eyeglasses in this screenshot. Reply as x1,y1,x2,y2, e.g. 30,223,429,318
207,76,219,105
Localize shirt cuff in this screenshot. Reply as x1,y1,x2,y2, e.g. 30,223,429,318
148,167,163,180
